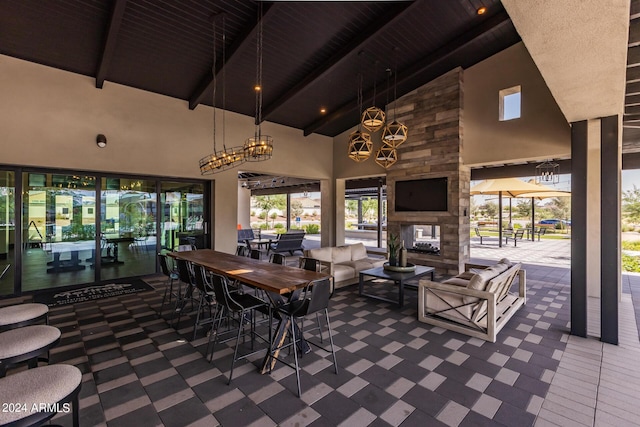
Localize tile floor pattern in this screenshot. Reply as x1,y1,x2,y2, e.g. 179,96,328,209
0,260,573,427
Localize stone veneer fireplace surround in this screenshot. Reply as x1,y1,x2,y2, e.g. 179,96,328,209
386,67,470,275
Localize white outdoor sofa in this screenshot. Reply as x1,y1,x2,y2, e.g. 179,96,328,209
305,243,386,289
417,259,526,342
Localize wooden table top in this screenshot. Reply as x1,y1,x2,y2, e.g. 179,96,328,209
170,249,330,295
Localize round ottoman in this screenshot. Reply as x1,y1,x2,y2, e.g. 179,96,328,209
0,325,61,377
0,364,82,427
0,304,49,331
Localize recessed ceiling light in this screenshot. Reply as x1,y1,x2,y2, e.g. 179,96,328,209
254,85,261,91
477,6,487,15
320,108,326,114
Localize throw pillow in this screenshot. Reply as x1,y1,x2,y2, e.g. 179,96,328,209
468,268,497,291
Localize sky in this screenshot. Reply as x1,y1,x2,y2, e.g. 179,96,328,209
623,169,640,193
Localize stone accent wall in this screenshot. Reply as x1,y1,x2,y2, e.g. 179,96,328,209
387,68,470,275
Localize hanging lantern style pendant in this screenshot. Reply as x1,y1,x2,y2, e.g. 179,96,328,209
382,120,408,147
348,130,372,162
375,143,398,168
199,15,245,175
361,106,385,132
535,160,560,184
200,147,245,174
244,134,273,161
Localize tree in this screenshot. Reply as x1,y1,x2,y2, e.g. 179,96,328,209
252,195,286,228
290,200,303,220
345,200,358,217
361,197,379,222
623,185,640,225
548,196,571,229
483,202,498,220
515,199,532,218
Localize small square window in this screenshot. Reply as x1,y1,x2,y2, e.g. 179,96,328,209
499,85,521,121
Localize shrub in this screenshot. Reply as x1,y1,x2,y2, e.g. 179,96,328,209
622,241,640,251
622,254,640,272
304,224,320,234
258,223,269,230
274,223,284,229
258,212,267,220
275,228,287,234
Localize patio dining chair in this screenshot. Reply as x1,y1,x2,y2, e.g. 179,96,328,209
206,273,272,384
158,254,179,317
267,277,337,397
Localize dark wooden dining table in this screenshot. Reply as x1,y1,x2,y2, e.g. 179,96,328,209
170,249,331,373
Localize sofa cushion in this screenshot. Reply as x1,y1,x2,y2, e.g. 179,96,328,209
468,269,496,292
333,264,356,282
332,245,352,264
341,259,373,273
456,271,475,281
367,257,386,269
468,263,509,291
306,247,333,263
350,243,368,261
443,277,469,287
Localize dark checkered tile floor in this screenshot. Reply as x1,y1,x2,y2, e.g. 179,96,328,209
1,261,574,427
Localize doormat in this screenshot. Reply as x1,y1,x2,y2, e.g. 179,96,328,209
33,279,155,307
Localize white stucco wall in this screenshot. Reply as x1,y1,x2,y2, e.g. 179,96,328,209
464,43,571,167
0,54,333,253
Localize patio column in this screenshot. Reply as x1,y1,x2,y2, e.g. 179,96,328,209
571,120,588,337
571,116,620,344
600,115,620,345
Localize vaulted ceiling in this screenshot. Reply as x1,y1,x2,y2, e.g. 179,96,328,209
0,0,521,138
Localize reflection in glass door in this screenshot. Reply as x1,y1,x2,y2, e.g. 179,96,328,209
0,171,15,296
22,173,97,292
100,178,157,281
160,182,205,251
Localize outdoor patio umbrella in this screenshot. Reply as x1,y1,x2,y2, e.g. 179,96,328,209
470,178,563,246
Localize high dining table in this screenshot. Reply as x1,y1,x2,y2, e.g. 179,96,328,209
170,249,331,373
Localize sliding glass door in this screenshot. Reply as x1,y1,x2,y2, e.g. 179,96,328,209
3,169,209,296
21,173,97,292
99,177,157,281
0,171,15,296
160,181,206,251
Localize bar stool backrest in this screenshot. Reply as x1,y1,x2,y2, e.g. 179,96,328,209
269,253,285,265
298,257,321,272
176,259,193,285
158,254,173,277
210,273,242,312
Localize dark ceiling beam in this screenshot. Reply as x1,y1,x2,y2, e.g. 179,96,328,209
624,113,640,122
626,105,640,115
303,9,512,136
96,0,128,89
627,66,640,82
471,160,573,180
627,81,640,94
628,46,640,67
626,93,640,105
630,16,640,46
261,1,416,121
188,3,278,110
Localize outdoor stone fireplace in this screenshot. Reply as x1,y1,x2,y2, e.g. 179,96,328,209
400,224,440,256
386,68,470,275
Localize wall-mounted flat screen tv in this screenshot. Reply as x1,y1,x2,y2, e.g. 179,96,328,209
395,177,448,212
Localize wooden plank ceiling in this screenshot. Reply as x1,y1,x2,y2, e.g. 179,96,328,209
0,0,520,137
